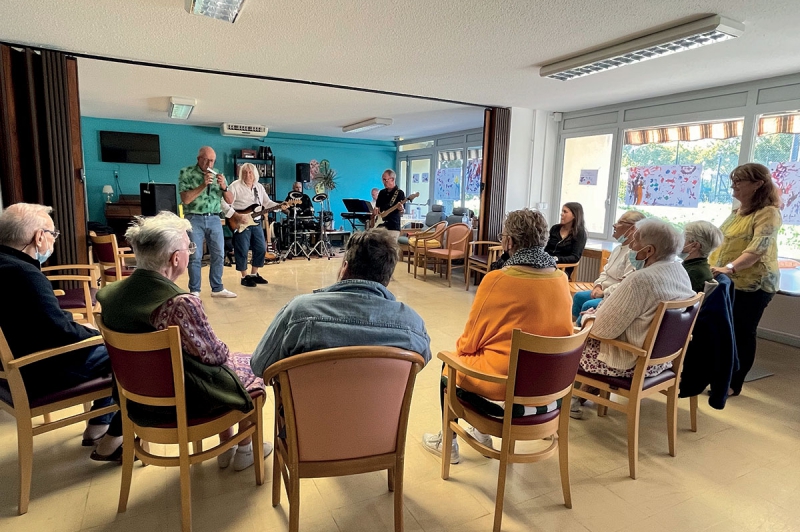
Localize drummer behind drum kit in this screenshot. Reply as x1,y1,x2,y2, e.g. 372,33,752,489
280,190,336,261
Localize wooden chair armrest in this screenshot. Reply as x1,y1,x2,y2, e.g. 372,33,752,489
437,350,508,384
557,262,579,270
45,274,93,283
53,289,66,296
41,264,98,274
469,240,500,251
6,336,105,369
588,335,648,357
118,246,132,252
120,253,136,261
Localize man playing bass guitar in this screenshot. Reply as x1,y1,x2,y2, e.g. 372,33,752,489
373,169,405,240
222,162,289,287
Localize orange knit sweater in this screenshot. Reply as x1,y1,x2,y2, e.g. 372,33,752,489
452,266,573,400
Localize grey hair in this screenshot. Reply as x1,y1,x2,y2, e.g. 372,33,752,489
125,212,191,271
634,218,684,262
684,221,723,258
341,229,398,286
238,162,259,182
0,203,53,248
382,169,396,180
620,210,646,224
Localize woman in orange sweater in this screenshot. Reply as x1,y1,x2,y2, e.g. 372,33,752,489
423,208,574,464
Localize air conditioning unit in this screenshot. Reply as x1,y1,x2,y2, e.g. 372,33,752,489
220,123,268,138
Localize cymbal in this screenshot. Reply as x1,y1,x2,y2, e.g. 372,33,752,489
312,193,328,203
288,191,303,199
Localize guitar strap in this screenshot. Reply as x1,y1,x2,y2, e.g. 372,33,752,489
388,188,400,208
252,186,262,222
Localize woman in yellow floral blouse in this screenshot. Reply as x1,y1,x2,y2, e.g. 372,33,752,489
709,163,782,396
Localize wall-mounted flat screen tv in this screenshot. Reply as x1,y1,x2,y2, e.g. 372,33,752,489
99,131,161,164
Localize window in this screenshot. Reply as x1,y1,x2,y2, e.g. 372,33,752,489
399,140,434,152
436,149,463,213
558,133,615,235
464,147,482,216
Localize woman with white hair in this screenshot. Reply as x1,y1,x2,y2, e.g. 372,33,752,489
221,162,287,288
680,220,724,292
96,212,271,469
572,218,695,419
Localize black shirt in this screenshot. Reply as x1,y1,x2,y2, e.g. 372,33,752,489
285,192,313,217
375,187,406,231
544,224,587,276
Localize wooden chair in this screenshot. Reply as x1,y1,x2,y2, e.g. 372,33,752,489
88,232,135,286
263,346,425,532
42,264,102,325
438,325,593,532
464,241,502,290
0,328,116,515
569,249,611,295
95,316,265,532
556,261,580,282
411,222,447,277
573,293,703,479
420,223,472,286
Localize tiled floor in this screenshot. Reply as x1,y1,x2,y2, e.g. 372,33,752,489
1,256,799,531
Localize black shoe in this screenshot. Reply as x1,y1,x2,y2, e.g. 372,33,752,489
249,274,268,285
241,277,257,287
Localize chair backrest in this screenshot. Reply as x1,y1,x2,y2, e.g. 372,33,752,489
452,207,474,218
443,223,471,251
89,233,121,266
642,293,704,364
263,346,424,463
424,208,446,227
507,324,593,404
430,204,444,213
445,214,463,226
95,316,183,407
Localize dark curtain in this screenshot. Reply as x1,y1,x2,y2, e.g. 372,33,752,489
0,45,86,264
479,107,511,241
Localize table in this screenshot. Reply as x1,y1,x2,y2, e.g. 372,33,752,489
779,267,800,296
326,230,351,247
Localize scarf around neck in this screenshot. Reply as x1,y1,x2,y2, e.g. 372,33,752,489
503,246,558,269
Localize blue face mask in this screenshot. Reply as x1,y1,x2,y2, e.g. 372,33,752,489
616,233,628,244
677,251,689,261
628,247,648,270
35,244,53,265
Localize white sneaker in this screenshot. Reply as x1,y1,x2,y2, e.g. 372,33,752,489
422,431,460,464
465,425,493,450
190,291,200,297
233,441,274,471
217,446,236,469
570,397,584,420
211,289,237,298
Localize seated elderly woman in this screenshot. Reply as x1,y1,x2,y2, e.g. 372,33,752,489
571,218,695,419
680,220,723,292
422,208,574,464
571,210,646,322
95,212,271,470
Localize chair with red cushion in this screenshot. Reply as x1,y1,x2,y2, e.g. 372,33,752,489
438,325,593,532
89,232,135,286
95,316,265,532
42,264,101,325
0,327,116,515
464,240,501,290
421,222,472,286
573,293,703,479
262,346,425,532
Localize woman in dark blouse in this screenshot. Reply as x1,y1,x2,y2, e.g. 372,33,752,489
545,202,587,277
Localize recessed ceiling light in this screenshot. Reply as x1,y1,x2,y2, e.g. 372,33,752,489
540,15,744,81
342,117,393,133
185,0,246,23
169,97,196,119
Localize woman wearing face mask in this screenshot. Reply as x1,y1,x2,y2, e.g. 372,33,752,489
680,221,723,292
571,211,646,322
708,163,782,396
544,202,587,278
571,218,695,419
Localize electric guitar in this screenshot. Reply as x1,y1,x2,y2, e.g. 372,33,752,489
227,199,301,232
371,192,420,228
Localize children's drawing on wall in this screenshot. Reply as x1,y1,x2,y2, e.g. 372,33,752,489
625,165,702,208
465,159,482,194
579,169,598,186
421,172,429,183
770,162,800,224
412,173,420,183
435,168,461,200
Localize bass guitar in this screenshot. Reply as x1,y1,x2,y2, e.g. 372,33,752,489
371,192,420,228
227,199,301,232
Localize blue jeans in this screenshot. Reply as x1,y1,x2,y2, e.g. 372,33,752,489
187,214,225,293
572,290,602,324
61,345,117,426
233,224,266,272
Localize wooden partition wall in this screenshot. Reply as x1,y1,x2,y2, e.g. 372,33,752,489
0,45,87,264
478,107,511,242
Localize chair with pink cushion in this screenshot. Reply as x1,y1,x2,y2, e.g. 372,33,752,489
438,325,593,532
421,222,472,286
262,346,425,532
89,232,135,286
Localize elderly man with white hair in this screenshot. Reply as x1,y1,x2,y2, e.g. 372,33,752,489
572,218,695,419
0,203,120,456
680,220,724,292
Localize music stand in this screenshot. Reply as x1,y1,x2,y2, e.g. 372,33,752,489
341,198,373,232
282,191,311,261
309,193,335,260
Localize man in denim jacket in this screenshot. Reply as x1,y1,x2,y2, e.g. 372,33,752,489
250,229,431,377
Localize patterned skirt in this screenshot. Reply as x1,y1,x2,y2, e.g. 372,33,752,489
226,352,264,391
579,338,671,378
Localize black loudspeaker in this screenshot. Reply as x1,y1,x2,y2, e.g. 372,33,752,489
140,183,178,216
296,163,311,183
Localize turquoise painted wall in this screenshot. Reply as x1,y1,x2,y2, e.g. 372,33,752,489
81,117,396,227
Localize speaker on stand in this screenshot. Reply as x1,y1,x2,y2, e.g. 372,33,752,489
296,163,311,183
140,183,177,216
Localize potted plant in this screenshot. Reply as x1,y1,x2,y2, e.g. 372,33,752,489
312,159,338,229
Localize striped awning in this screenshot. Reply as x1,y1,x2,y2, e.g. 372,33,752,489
438,149,463,161
625,120,743,145
758,114,800,135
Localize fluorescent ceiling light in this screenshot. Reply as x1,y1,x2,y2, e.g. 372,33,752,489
342,117,393,133
185,0,246,23
169,97,196,119
540,15,744,81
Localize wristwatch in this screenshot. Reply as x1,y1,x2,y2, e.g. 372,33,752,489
725,262,736,273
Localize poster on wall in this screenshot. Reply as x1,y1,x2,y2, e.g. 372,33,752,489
421,172,429,183
412,173,420,183
435,168,461,200
579,169,598,186
769,162,800,224
624,165,702,208
465,159,482,194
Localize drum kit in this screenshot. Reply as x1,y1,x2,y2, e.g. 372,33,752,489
279,191,336,261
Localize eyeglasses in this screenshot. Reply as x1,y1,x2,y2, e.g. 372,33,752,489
43,229,60,240
175,242,197,255
613,220,634,228
730,177,754,186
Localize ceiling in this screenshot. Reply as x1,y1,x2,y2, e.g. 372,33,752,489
3,0,800,138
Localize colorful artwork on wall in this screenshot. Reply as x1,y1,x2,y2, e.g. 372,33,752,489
465,159,482,194
412,173,420,183
421,172,429,183
769,162,800,224
624,165,702,208
435,168,461,200
579,169,598,186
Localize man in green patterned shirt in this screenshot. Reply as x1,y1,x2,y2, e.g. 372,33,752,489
179,146,237,298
